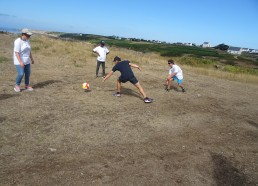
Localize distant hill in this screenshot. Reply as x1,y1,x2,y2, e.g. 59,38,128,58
1,29,257,75
58,33,258,73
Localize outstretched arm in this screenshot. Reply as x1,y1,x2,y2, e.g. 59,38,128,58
103,71,113,82
129,63,142,71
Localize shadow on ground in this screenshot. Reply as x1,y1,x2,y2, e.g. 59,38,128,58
120,87,142,99
211,153,250,186
0,94,19,101
33,80,62,89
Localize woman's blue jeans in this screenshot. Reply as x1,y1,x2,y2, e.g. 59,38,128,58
15,64,31,86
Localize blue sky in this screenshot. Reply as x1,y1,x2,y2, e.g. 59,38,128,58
1,0,258,48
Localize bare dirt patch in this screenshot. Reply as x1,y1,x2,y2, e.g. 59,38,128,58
1,34,258,185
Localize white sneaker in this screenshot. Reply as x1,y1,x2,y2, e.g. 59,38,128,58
25,86,33,91
14,85,21,92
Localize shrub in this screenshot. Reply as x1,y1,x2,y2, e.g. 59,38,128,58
225,61,237,66
178,56,217,67
224,65,258,75
0,56,8,63
32,46,40,51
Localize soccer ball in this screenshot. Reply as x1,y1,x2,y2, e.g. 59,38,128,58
82,82,90,90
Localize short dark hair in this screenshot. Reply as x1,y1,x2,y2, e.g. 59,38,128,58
168,59,174,64
113,56,121,62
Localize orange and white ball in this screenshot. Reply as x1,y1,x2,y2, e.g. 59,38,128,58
82,82,90,90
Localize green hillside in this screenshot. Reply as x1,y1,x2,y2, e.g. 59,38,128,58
58,33,258,76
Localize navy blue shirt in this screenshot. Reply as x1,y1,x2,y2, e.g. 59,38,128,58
112,60,135,80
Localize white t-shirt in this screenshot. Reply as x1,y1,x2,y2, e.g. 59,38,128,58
13,38,31,65
93,46,109,62
169,64,183,80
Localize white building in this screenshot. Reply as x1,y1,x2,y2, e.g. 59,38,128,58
227,47,242,55
184,43,193,46
241,48,249,52
202,42,211,48
249,49,258,53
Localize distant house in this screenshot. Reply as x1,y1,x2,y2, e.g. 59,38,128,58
202,42,211,48
242,48,249,52
227,46,242,55
184,43,193,46
249,49,258,53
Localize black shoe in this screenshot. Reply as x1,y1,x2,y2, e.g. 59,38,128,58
144,97,153,103
165,87,170,92
182,88,186,93
113,92,121,97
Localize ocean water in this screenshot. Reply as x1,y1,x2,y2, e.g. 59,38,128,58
0,27,20,33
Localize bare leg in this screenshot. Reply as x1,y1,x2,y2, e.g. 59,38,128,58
117,79,121,93
179,83,184,89
178,83,185,92
166,78,172,90
134,82,147,98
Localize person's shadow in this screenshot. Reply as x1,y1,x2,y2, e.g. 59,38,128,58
33,80,62,89
119,87,142,99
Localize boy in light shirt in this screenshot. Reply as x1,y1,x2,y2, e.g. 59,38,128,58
93,40,109,78
166,59,185,93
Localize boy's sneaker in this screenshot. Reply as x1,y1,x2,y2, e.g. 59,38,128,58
25,86,33,91
14,85,21,92
144,97,153,103
182,88,186,93
113,92,121,97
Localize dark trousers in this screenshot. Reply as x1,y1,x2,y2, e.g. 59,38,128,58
96,61,105,77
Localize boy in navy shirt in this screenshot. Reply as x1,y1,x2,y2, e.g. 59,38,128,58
103,56,153,103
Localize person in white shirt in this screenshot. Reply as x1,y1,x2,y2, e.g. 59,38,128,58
166,59,185,92
13,28,35,92
93,40,110,78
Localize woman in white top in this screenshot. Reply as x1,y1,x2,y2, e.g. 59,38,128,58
13,28,35,92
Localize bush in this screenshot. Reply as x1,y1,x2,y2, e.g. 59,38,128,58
225,61,237,66
178,57,217,67
214,44,229,50
160,46,219,58
224,65,258,75
0,56,8,63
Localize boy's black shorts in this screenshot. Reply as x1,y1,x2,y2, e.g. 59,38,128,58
119,76,138,85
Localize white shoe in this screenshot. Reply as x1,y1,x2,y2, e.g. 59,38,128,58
14,85,21,92
25,86,33,91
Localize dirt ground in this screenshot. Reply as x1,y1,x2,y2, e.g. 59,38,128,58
1,33,258,186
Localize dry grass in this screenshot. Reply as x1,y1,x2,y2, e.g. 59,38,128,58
108,47,166,65
2,33,257,85
183,65,258,84
30,35,258,85
1,33,258,185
